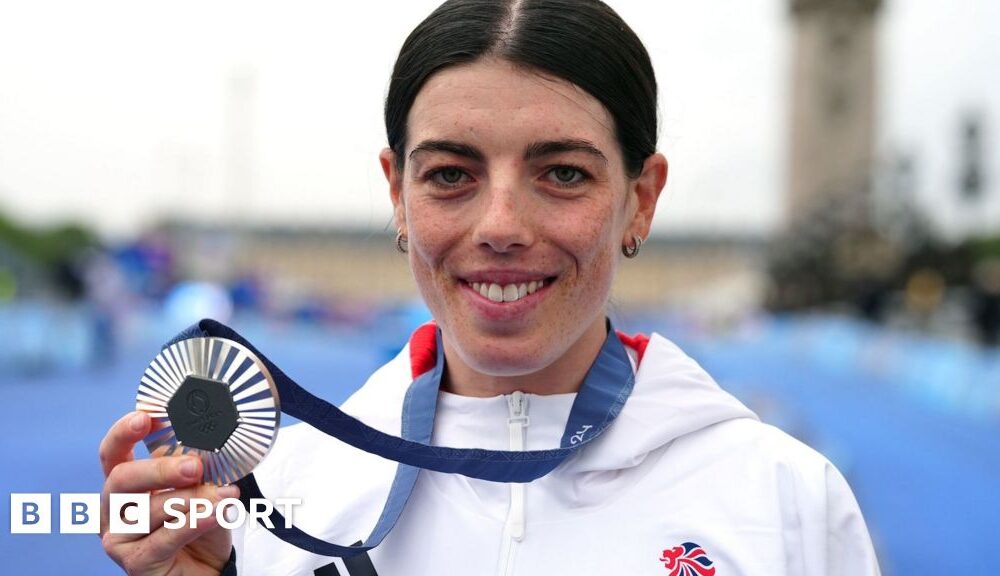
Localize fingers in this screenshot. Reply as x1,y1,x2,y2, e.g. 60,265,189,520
105,455,203,498
99,412,150,478
101,455,202,537
98,413,239,574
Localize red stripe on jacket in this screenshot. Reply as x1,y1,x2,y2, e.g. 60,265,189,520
408,321,649,378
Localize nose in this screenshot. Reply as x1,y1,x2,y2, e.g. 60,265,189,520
472,180,534,253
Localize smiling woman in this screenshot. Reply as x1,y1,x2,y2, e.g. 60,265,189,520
384,59,664,397
97,1,880,574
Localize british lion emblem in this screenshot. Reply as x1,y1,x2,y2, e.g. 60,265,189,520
659,542,716,576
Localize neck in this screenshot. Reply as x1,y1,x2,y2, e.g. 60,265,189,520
440,317,609,397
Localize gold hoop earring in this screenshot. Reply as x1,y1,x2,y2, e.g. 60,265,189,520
395,230,408,254
622,235,642,258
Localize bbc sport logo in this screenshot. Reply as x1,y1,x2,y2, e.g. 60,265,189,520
9,493,301,534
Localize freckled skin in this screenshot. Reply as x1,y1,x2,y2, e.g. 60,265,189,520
380,59,666,397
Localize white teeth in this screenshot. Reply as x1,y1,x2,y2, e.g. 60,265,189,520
502,284,519,302
488,283,504,302
470,280,547,303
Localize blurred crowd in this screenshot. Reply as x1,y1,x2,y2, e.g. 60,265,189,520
0,218,429,375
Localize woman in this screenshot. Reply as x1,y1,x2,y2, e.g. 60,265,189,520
99,0,881,574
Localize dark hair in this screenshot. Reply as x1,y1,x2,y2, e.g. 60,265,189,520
384,0,658,178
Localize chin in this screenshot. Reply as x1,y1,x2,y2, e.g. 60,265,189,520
457,331,557,377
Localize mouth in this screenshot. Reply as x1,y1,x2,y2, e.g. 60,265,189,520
460,274,557,304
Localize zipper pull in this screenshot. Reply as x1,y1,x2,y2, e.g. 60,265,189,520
507,390,530,427
507,390,529,451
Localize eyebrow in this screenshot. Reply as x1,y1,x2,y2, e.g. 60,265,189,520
524,139,607,164
408,138,608,164
409,140,485,163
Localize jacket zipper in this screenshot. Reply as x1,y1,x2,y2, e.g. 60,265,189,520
497,391,529,576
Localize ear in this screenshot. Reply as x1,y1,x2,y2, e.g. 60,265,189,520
624,152,668,241
380,147,406,233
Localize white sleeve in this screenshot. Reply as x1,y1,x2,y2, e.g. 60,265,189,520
771,428,882,576
813,462,881,575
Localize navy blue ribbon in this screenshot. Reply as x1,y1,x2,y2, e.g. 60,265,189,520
165,319,635,557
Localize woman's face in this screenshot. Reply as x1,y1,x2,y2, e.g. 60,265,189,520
382,59,664,386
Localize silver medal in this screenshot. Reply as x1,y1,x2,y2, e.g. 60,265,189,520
135,337,280,485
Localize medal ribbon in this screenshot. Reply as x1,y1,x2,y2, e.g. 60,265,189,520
164,319,635,557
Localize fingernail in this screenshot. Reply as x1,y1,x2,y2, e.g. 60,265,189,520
180,458,199,478
129,413,147,432
223,504,239,524
216,485,240,499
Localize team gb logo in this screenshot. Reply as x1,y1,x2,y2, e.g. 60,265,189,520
659,542,716,576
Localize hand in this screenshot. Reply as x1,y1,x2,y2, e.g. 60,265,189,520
99,411,238,575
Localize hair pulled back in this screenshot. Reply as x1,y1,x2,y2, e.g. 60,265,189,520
385,0,658,178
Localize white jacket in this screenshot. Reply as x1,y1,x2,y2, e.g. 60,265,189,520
233,330,880,575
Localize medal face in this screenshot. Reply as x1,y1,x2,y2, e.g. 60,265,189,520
136,337,280,485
